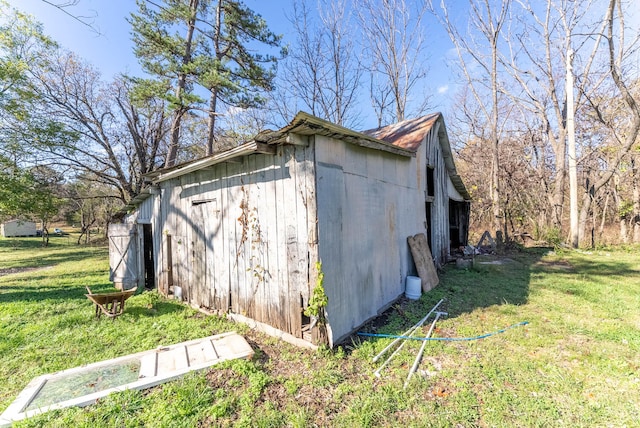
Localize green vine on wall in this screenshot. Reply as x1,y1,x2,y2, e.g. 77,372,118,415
304,261,328,321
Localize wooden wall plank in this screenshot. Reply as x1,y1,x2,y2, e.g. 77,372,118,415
152,189,164,294
305,139,318,309
316,161,345,346
276,148,293,333
203,197,215,309
191,202,206,307
236,159,250,317
263,152,277,329
212,164,229,312
288,145,310,338
226,161,242,314
249,154,266,325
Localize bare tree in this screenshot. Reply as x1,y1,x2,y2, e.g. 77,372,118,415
433,0,510,244
275,0,361,128
39,0,99,33
358,0,430,124
500,0,611,247
316,0,362,126
30,51,169,204
280,1,323,120
576,0,640,245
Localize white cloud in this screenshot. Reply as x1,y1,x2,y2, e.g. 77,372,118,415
437,85,449,94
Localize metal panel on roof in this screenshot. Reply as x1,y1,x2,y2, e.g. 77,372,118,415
363,113,440,152
364,113,471,201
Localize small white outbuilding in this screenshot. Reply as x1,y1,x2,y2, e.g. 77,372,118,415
0,219,37,237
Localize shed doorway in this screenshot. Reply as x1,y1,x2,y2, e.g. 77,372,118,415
449,199,470,249
142,224,155,290
425,201,433,251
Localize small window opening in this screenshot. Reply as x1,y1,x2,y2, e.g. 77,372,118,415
192,198,215,206
427,166,435,197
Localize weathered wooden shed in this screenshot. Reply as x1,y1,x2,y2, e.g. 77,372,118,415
112,112,470,347
1,220,37,238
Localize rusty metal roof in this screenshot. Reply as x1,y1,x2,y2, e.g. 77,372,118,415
364,113,470,200
362,113,441,152
275,112,415,157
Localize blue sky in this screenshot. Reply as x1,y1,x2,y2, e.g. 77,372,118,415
6,0,458,129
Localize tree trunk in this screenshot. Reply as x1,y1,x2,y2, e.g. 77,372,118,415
598,189,609,239
566,48,579,247
206,0,223,156
612,185,627,243
577,185,593,248
490,7,502,247
632,156,640,243
164,0,199,168
550,130,566,231
491,13,506,248
206,90,218,156
620,218,629,243
165,111,183,167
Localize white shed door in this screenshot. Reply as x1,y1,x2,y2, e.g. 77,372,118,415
108,223,138,289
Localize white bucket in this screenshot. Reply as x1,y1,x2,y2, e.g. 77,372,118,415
173,286,182,300
405,276,422,300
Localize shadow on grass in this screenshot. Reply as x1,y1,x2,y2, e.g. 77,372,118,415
0,237,87,250
422,247,549,317
356,246,551,341
3,269,109,283
124,301,189,320
0,238,48,250
545,256,640,277
12,251,108,272
0,276,119,305
0,285,102,304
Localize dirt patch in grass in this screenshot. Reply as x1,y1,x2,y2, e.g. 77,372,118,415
205,330,367,426
0,266,52,277
207,367,249,391
533,259,574,271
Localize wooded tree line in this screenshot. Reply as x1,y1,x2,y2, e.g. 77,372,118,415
0,0,638,248
437,0,640,247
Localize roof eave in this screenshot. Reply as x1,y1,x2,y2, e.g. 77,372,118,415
436,116,472,201
283,112,415,158
151,141,276,184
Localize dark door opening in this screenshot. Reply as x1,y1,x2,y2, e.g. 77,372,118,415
425,201,433,251
142,224,155,289
449,200,470,250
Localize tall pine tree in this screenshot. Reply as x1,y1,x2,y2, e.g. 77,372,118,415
129,0,281,166
199,0,281,155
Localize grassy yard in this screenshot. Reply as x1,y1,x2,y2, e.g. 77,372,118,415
0,237,639,427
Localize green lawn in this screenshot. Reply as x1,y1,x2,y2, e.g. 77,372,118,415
1,237,639,427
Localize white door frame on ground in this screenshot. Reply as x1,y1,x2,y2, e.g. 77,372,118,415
0,332,253,426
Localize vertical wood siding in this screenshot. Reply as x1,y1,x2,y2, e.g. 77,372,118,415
153,145,315,339
424,122,452,266
315,135,425,346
